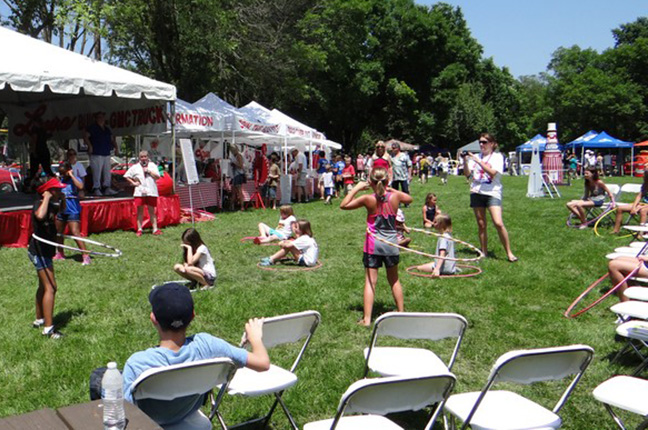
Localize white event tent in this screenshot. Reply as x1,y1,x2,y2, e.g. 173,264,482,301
0,25,177,179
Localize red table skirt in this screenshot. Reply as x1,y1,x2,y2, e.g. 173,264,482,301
0,195,180,248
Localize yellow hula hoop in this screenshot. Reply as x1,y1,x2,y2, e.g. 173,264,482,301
366,227,484,262
595,204,647,238
593,207,618,237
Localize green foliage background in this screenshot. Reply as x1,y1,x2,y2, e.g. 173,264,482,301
2,1,646,152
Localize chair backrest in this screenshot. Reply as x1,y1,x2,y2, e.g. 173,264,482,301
368,312,467,371
331,374,455,430
259,310,321,348
490,344,594,385
132,357,237,401
620,183,642,199
607,184,621,199
131,358,237,426
253,310,320,373
373,312,467,341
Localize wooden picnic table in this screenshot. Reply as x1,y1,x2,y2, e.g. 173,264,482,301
0,400,161,430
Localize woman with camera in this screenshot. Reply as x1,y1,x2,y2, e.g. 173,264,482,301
463,133,517,262
124,150,162,236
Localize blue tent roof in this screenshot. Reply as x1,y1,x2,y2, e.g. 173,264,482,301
516,134,563,152
564,130,598,149
584,131,634,148
564,131,633,149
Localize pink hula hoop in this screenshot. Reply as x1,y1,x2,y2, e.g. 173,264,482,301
406,264,482,279
240,236,279,246
564,265,641,318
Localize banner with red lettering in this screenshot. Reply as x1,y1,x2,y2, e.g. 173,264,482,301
4,98,168,142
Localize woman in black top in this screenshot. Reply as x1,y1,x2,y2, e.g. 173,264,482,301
28,177,66,339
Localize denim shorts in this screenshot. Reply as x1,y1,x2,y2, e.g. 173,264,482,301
28,251,53,270
56,212,81,222
470,193,502,208
591,198,605,207
363,252,399,269
266,186,277,199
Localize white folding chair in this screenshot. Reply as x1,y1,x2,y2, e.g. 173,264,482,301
226,310,321,430
131,357,237,430
612,320,648,375
619,183,642,202
444,344,594,430
303,373,456,430
364,312,467,377
593,375,648,429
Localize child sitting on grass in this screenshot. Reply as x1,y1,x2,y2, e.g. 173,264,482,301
174,228,217,290
422,192,439,228
414,213,457,277
256,205,296,244
260,219,319,267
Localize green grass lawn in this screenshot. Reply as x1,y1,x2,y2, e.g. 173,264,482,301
0,173,645,429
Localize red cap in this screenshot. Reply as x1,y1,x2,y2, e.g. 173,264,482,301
36,177,66,194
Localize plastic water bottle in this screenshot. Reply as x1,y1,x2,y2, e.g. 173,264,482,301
101,362,126,430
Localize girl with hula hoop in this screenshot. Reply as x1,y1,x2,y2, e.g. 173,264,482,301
612,174,648,234
53,161,91,265
566,167,615,230
28,177,67,339
340,167,412,326
174,228,217,290
413,213,457,277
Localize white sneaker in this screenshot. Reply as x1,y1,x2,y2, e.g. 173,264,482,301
92,188,103,196
103,188,118,196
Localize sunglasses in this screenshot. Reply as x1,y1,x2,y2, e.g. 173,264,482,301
478,140,489,144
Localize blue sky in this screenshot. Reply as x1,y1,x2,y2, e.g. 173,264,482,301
416,0,647,77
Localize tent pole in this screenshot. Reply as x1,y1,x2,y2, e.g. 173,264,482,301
580,146,584,176
171,101,176,193
631,146,635,177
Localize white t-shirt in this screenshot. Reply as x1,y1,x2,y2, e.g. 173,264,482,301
196,244,216,278
279,215,296,238
124,162,159,197
468,152,503,200
320,171,334,188
72,161,87,180
293,235,319,266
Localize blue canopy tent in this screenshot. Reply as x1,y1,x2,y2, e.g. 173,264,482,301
516,134,565,152
565,131,634,175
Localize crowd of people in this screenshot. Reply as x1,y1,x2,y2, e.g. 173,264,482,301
23,131,527,428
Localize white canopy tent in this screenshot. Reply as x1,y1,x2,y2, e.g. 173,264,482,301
0,25,177,181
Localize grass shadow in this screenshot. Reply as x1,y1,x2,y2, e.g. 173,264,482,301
53,308,85,329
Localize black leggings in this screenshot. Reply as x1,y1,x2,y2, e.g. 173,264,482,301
29,151,53,181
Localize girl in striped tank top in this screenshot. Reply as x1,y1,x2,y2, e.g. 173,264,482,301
340,167,413,326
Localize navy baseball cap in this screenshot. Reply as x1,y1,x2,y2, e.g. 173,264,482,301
149,283,194,330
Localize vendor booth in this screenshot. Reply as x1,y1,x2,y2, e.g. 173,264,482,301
0,26,179,247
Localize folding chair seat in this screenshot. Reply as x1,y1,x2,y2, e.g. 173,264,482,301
624,287,648,301
593,375,648,429
444,344,594,430
226,310,320,430
303,373,456,430
610,301,648,320
363,312,467,378
131,357,237,430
